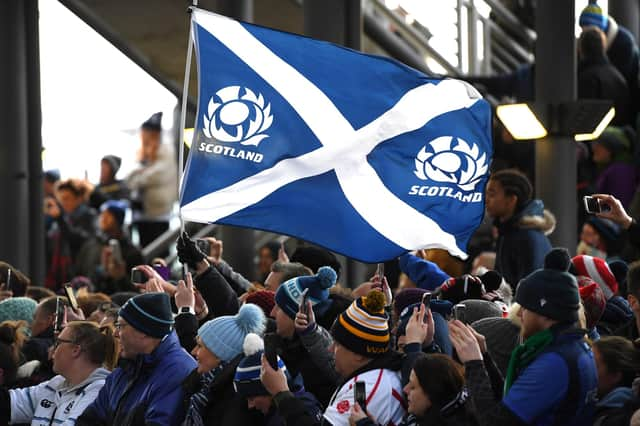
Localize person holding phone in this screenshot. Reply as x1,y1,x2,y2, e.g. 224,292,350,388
448,249,598,426
233,333,322,425
591,193,640,250
268,266,339,406
261,290,406,426
22,297,69,381
2,321,117,426
351,353,478,426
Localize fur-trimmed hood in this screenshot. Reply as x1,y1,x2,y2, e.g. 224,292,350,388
514,200,556,235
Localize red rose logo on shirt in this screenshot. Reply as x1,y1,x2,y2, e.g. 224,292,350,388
337,400,351,414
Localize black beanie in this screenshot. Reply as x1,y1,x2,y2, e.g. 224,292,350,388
119,293,174,338
141,112,162,132
101,155,122,176
515,248,580,323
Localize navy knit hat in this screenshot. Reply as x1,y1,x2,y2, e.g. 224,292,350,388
515,248,580,323
331,290,390,358
234,333,289,397
275,266,337,319
118,292,174,338
198,303,265,362
141,112,162,132
101,200,127,227
579,2,608,31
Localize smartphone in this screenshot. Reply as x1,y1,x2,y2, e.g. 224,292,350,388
109,239,124,264
54,297,65,333
63,285,79,311
131,268,147,284
354,381,367,411
196,239,211,255
454,304,467,324
422,292,432,310
375,263,385,281
5,269,12,292
264,333,280,370
300,288,310,315
583,196,602,214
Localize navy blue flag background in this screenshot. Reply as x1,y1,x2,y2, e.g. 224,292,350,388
180,8,493,263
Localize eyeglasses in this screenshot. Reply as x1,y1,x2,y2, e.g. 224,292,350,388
53,338,77,349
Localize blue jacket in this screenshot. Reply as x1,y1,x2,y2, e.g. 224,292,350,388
77,331,197,426
502,328,598,426
494,200,553,289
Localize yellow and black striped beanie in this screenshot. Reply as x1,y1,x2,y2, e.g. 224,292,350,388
331,290,389,358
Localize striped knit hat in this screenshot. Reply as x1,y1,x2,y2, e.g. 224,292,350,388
331,290,389,358
571,255,618,299
579,2,608,31
233,333,289,397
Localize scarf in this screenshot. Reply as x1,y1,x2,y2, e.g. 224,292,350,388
183,362,226,426
504,328,553,395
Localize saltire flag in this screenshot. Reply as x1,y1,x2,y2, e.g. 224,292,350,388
180,7,492,263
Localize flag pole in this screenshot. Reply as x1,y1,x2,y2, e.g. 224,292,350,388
178,1,198,234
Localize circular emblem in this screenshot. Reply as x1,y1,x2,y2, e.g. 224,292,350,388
337,400,351,414
203,86,274,146
414,136,488,191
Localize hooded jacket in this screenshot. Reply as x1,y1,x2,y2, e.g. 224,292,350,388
495,200,555,289
76,332,196,426
593,387,634,426
127,143,178,219
4,367,110,426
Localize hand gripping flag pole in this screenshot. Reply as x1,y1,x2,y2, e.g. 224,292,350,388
178,1,198,234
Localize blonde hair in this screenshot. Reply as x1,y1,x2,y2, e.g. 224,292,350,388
66,321,118,370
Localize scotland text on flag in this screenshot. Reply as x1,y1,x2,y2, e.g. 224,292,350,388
179,8,493,263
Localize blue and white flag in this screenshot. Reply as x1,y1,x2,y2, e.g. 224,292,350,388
180,8,492,263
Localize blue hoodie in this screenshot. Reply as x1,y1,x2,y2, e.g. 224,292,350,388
77,331,196,426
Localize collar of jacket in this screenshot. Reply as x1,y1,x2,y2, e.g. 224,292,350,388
57,367,111,394
119,331,180,374
494,199,553,234
339,350,405,388
183,354,243,395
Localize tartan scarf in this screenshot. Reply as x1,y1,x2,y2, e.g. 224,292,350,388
183,362,227,426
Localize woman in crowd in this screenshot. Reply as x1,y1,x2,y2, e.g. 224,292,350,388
350,353,477,426
45,178,97,290
182,303,266,426
0,321,117,426
592,336,640,425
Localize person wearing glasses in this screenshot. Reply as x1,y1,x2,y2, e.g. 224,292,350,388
76,292,196,426
0,321,117,426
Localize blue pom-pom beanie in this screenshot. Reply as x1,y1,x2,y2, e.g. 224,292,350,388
198,303,266,362
275,266,337,319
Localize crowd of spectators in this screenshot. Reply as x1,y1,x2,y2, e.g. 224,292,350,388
2,1,640,425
